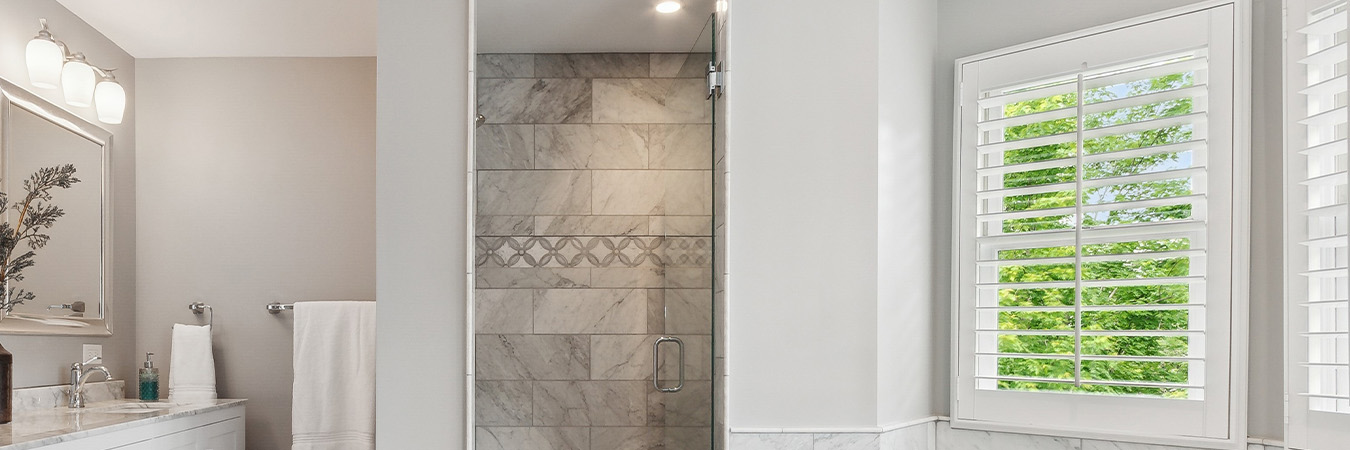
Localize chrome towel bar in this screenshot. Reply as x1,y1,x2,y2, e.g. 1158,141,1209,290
266,302,295,314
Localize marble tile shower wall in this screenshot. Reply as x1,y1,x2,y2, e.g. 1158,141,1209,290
474,53,715,450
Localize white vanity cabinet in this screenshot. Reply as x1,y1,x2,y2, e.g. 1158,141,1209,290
35,404,244,450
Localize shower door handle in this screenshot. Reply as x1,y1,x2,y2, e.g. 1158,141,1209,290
653,336,685,393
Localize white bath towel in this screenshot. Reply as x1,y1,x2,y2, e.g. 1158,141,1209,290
292,301,376,450
167,324,217,403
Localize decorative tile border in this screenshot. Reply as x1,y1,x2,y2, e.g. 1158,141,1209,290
476,236,711,268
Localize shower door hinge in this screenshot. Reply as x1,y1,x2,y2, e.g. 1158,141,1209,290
707,61,725,99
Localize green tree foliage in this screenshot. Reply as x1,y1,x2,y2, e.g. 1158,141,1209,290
991,70,1200,398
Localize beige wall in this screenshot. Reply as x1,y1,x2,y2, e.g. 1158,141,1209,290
135,57,375,450
0,0,137,392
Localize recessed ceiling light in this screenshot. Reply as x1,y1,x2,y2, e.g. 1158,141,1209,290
656,1,682,13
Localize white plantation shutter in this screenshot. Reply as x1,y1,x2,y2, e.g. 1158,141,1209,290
954,3,1241,444
1286,0,1350,448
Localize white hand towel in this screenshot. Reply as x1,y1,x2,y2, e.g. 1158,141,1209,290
292,301,376,450
167,324,217,403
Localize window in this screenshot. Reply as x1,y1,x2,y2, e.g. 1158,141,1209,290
953,3,1244,444
1285,0,1350,448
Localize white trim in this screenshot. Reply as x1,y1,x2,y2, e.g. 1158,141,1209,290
729,417,943,435
949,0,1251,447
464,1,478,449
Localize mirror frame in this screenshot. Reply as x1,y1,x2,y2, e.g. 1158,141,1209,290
0,76,113,337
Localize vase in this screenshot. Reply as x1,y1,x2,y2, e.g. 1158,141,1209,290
0,341,10,424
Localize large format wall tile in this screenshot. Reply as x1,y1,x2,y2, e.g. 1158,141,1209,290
477,215,534,235
475,334,590,380
936,422,1080,450
536,215,649,235
592,334,656,380
650,125,712,169
593,79,711,124
815,434,883,450
476,427,588,450
663,289,713,334
593,170,712,215
475,381,532,426
648,381,712,426
476,267,591,288
536,53,650,78
478,78,592,124
475,289,534,333
536,124,649,169
880,423,932,450
658,335,712,380
729,434,814,450
651,53,712,78
534,289,647,333
592,426,713,450
477,125,534,169
650,216,713,236
477,54,534,78
534,381,648,426
1081,441,1206,450
477,170,591,215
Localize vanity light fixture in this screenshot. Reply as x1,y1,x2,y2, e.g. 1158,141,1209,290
25,19,63,89
94,70,125,125
23,19,125,125
656,1,682,13
61,53,95,107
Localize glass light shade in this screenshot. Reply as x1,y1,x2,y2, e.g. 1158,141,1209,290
25,38,63,89
94,79,125,124
61,58,95,107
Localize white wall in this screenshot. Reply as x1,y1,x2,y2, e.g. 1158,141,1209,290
135,57,375,450
726,0,938,429
0,0,137,391
877,0,937,427
931,0,1285,440
375,0,470,448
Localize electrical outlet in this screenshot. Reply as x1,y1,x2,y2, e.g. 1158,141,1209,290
82,344,102,363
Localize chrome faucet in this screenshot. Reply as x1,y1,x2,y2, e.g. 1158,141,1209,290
69,356,112,408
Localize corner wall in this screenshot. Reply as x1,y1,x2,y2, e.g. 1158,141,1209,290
0,0,137,392
724,0,939,432
375,0,471,448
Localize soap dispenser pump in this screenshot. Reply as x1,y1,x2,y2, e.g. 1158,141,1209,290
139,352,159,401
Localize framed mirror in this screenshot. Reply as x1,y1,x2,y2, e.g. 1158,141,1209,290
0,77,112,336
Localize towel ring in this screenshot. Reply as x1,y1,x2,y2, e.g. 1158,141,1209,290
188,302,213,327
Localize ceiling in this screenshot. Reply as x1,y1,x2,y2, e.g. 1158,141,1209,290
55,0,377,58
478,0,717,53
55,0,715,59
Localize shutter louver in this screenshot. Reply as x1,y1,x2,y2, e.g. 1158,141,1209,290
973,53,1211,397
1291,0,1350,416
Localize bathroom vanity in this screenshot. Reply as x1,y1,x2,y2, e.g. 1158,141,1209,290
0,398,245,450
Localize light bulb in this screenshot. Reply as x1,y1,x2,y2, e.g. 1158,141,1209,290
656,1,681,13
61,53,95,107
95,76,125,124
26,29,63,89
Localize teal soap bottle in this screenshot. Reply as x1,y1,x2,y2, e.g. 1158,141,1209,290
139,352,159,402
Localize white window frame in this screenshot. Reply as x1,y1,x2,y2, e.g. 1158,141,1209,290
1284,0,1350,448
949,1,1251,448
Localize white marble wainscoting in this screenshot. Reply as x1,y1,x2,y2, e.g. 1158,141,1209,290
12,380,125,414
728,421,934,450
729,420,1285,450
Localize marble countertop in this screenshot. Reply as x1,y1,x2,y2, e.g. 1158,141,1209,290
0,399,247,450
